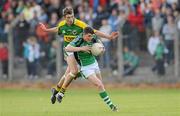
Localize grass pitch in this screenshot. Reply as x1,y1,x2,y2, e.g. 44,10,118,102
0,88,180,116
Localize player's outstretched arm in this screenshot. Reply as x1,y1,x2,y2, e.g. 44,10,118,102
65,45,91,53
95,30,119,40
39,23,58,33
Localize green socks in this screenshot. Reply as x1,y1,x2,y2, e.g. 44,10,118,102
99,91,114,109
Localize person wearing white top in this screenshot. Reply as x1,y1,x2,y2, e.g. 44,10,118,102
162,15,176,63
148,31,160,56
27,37,40,79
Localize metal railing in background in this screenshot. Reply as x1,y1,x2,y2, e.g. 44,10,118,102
117,30,123,79
174,29,180,77
56,35,63,79
7,15,20,81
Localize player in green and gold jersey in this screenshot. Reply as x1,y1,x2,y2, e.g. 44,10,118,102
39,7,118,104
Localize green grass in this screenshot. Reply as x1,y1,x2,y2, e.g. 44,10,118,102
0,88,180,116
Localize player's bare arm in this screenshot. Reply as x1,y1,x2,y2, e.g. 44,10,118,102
39,22,58,33
95,30,119,40
65,45,91,53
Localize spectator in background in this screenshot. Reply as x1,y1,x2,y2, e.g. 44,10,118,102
31,1,42,18
0,0,7,12
174,7,180,32
75,1,93,26
151,0,163,11
108,9,120,32
99,19,112,68
35,13,49,65
120,10,134,50
48,12,58,28
22,2,34,22
0,11,7,42
123,46,139,76
15,13,30,57
162,15,176,64
84,7,94,27
128,5,145,51
152,9,164,33
30,11,40,35
152,37,166,76
27,36,40,79
117,0,129,16
79,12,88,24
47,0,63,18
108,8,120,49
15,0,25,15
0,42,8,79
48,12,58,42
93,5,109,29
38,7,48,23
46,40,58,79
23,38,31,79
143,3,153,41
148,31,161,57
161,6,173,24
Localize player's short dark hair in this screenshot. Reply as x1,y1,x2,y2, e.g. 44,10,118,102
83,27,94,35
63,7,74,16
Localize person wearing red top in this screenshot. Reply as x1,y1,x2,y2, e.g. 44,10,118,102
128,5,146,50
0,42,8,78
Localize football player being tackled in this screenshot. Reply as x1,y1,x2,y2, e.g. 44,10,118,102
39,7,118,105
64,27,118,111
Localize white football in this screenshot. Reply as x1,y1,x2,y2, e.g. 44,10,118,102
91,43,105,56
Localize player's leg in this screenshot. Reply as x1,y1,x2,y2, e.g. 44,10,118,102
57,66,70,90
50,66,70,104
56,54,78,103
96,73,118,111
87,74,118,111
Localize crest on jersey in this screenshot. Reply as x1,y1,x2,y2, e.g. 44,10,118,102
62,30,66,34
72,30,77,35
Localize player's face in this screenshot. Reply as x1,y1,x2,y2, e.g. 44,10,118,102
84,33,93,42
64,14,74,25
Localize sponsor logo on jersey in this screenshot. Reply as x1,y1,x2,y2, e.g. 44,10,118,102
64,35,76,42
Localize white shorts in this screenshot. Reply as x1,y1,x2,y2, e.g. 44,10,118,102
66,51,74,56
80,61,101,79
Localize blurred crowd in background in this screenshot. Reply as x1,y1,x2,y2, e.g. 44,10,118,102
0,0,180,79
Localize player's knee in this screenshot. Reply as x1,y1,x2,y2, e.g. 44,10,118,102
96,82,104,90
70,69,78,75
61,75,66,79
69,72,76,78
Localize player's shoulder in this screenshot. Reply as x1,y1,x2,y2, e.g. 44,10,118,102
57,20,66,27
74,18,87,28
71,33,83,44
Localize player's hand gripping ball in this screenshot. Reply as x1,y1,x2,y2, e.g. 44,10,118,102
91,43,105,56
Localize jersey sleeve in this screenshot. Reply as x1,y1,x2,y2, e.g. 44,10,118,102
57,20,66,35
74,19,87,29
74,19,96,32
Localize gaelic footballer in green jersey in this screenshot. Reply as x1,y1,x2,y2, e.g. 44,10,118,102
69,33,99,66
65,27,118,111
